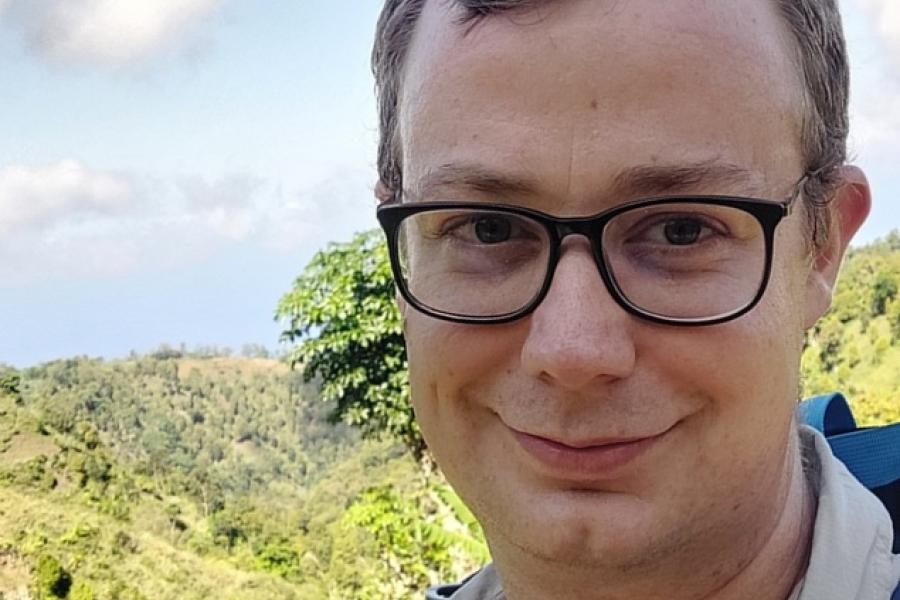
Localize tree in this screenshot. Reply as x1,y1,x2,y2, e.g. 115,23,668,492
871,269,899,317
276,230,424,457
0,369,21,404
33,555,72,599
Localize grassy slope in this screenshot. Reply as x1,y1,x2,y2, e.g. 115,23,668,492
0,353,430,599
0,356,346,599
0,484,320,600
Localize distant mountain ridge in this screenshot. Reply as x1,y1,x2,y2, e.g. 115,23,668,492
17,355,357,500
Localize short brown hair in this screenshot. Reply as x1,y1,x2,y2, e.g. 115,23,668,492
372,0,849,246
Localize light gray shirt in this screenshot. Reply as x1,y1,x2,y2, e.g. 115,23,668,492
443,426,900,600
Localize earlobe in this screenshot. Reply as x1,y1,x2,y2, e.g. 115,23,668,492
803,166,871,328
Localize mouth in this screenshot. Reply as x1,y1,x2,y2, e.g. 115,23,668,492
509,424,674,478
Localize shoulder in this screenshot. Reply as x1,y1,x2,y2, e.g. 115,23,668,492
426,563,504,600
797,426,900,599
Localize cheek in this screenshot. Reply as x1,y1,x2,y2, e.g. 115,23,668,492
626,291,804,520
650,223,808,403
636,227,809,440
637,257,807,479
404,315,530,508
404,314,526,430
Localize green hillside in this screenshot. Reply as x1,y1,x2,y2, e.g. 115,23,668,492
0,232,898,599
0,356,484,599
801,232,900,424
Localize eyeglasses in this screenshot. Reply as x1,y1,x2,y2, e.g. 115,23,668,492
376,182,804,326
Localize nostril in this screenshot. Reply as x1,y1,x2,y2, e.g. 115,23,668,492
521,311,636,391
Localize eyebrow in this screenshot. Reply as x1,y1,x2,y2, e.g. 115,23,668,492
412,163,540,199
409,159,765,202
610,160,764,198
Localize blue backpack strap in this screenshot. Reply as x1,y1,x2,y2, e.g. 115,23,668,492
797,392,857,436
893,582,900,600
800,393,900,554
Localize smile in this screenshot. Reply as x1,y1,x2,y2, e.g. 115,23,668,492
509,425,674,478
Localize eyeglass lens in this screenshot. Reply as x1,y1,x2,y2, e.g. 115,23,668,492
396,204,766,321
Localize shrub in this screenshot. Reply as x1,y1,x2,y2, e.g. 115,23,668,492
70,581,95,600
33,554,72,599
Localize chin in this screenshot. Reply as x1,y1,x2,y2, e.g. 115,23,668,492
488,486,671,569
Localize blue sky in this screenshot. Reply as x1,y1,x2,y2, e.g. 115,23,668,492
1,0,899,368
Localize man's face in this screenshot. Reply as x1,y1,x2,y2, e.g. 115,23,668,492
398,0,826,568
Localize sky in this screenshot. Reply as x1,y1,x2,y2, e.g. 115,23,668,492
0,0,899,368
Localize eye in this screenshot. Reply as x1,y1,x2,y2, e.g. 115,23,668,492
473,216,512,244
663,218,703,245
630,212,726,247
418,210,543,247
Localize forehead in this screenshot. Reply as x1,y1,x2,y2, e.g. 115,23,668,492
399,0,805,208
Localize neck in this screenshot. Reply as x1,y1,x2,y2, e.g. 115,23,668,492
492,429,816,600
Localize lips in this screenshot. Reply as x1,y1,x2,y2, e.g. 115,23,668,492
510,426,670,478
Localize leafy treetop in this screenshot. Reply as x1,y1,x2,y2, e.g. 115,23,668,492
275,230,424,458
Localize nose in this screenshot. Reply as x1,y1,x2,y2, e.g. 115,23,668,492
520,237,636,390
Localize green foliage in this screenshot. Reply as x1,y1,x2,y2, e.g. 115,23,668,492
325,474,485,600
69,581,95,600
33,554,72,599
0,370,21,404
276,230,422,457
0,354,392,598
890,296,900,343
871,269,898,317
801,232,900,425
17,355,355,505
432,485,491,565
253,537,302,581
344,486,445,588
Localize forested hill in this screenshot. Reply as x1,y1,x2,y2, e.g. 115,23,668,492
16,355,357,499
801,231,900,424
0,232,898,599
0,354,483,599
0,355,361,599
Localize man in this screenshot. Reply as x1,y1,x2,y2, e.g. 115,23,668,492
372,1,900,598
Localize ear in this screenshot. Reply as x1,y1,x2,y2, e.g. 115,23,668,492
803,166,871,328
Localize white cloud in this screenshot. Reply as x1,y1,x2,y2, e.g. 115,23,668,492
177,174,263,240
260,169,377,253
0,0,224,67
0,160,137,234
0,162,377,284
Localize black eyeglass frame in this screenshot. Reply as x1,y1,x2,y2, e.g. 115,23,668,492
376,183,805,327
